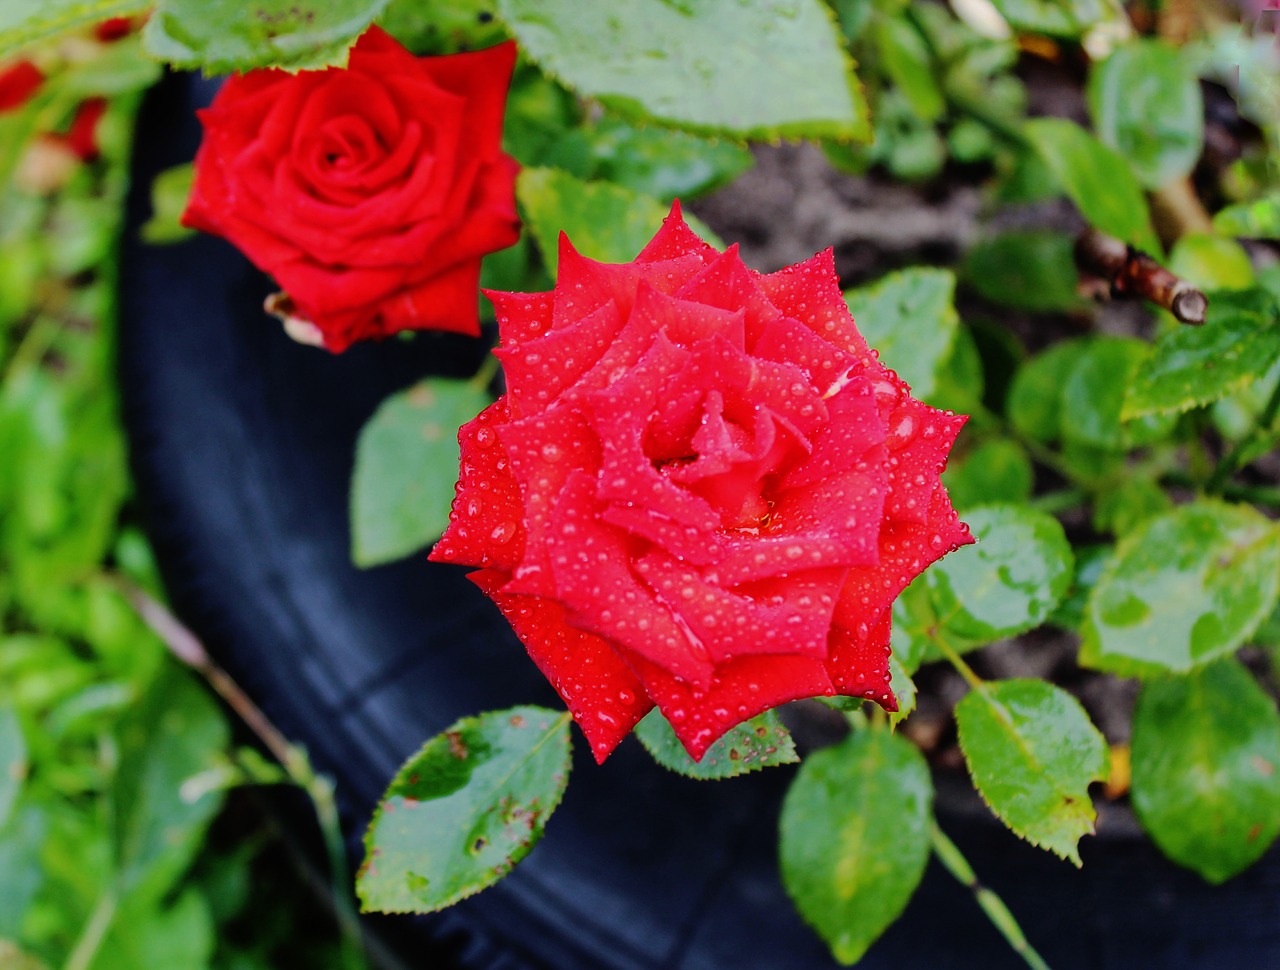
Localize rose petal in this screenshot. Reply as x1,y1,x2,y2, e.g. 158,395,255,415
756,248,871,360
635,200,720,264
825,607,896,707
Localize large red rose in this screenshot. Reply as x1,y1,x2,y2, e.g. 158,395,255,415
431,205,972,762
182,26,520,353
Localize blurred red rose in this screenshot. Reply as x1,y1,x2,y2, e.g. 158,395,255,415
65,97,107,161
182,26,520,353
431,205,972,762
0,60,44,113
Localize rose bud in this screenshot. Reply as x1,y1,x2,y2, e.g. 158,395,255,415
431,204,973,763
0,60,44,114
182,25,521,353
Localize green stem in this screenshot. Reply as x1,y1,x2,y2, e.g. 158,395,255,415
1223,483,1280,507
932,631,985,691
63,890,118,970
1206,375,1280,494
930,823,1052,970
468,351,502,392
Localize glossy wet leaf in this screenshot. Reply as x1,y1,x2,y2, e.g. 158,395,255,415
1081,501,1280,677
1087,40,1203,190
779,728,932,965
925,504,1073,643
1024,118,1160,254
1006,339,1088,443
0,0,148,57
517,167,722,274
1123,287,1280,419
987,0,1108,38
942,438,1033,512
844,268,959,400
144,0,393,72
496,0,870,141
358,706,571,913
351,377,491,567
1062,337,1177,450
956,679,1108,865
0,704,24,830
1131,660,1280,883
962,231,1087,314
634,708,796,780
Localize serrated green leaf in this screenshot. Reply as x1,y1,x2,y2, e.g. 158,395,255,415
351,377,490,568
1087,40,1203,190
0,0,149,58
962,230,1087,314
1062,337,1177,449
143,0,392,72
1006,338,1088,443
942,438,1033,512
987,0,1108,38
358,706,571,913
0,704,24,831
517,167,722,274
1024,118,1160,254
956,679,1108,865
495,0,870,141
844,267,959,400
1131,660,1280,883
779,729,932,965
634,708,796,780
925,503,1073,643
1081,501,1280,677
1122,287,1280,419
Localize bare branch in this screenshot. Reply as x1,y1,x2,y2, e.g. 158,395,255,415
1074,228,1208,325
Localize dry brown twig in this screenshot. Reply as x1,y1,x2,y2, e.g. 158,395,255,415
1074,227,1208,325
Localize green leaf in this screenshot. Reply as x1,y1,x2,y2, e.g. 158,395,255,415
358,706,571,913
0,704,24,831
779,729,932,965
875,14,944,123
1087,40,1203,190
495,0,870,141
1024,118,1160,254
634,708,797,779
97,887,215,969
377,0,506,55
0,0,149,58
925,504,1074,643
1062,337,1177,449
942,438,1033,512
143,0,393,72
1167,233,1256,291
1091,477,1172,538
956,679,1108,865
962,231,1087,314
1006,339,1088,443
542,115,753,202
987,0,1108,38
843,267,959,400
517,167,722,273
887,653,916,728
1047,543,1112,633
1122,287,1280,419
350,377,490,568
112,667,229,904
1131,660,1280,883
1213,193,1280,240
140,162,196,246
927,321,984,414
1081,501,1280,677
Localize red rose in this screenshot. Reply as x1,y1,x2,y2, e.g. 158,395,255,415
431,205,972,762
182,26,520,353
0,60,44,113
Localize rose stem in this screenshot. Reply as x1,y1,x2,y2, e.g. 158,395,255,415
112,575,372,970
931,631,985,692
468,349,502,392
929,822,1052,970
1073,228,1208,325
